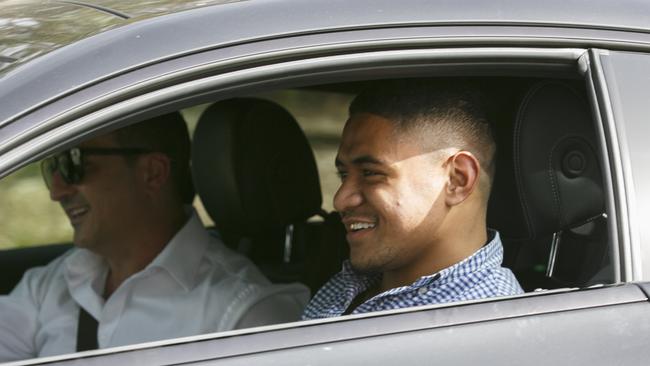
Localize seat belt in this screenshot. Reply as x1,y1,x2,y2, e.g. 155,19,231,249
76,307,99,352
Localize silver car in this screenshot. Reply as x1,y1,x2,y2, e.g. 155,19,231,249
2,0,650,364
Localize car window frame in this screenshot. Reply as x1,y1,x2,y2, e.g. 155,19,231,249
589,49,650,282
0,44,627,364
0,46,586,176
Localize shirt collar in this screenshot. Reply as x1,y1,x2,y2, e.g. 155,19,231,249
341,229,504,294
64,247,107,308
426,229,502,284
340,260,381,290
146,210,210,291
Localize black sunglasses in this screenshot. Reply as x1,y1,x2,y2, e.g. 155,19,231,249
40,147,151,188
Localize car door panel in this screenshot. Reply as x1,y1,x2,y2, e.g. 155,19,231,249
25,284,647,365
199,302,650,366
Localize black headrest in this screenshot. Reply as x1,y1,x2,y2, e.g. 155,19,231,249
191,98,322,235
512,81,604,239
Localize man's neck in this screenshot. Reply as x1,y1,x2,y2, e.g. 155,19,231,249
103,247,164,299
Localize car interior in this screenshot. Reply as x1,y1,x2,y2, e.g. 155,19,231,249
0,75,613,299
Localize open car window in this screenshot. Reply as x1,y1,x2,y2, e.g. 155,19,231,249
0,40,631,364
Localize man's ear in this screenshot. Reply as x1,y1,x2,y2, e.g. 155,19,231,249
445,151,480,206
138,153,171,195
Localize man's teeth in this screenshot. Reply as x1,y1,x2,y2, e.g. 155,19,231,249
69,207,88,217
350,222,376,231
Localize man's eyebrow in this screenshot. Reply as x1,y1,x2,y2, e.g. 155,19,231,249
335,155,385,167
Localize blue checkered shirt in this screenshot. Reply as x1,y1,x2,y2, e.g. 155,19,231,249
302,230,523,319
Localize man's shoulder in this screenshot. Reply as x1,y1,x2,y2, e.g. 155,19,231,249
489,266,525,296
201,235,268,282
156,215,270,289
452,266,524,301
198,231,308,295
197,238,310,328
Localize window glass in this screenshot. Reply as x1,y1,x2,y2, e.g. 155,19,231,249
0,75,617,363
0,109,313,362
0,163,71,250
254,89,352,212
182,89,352,221
0,111,213,249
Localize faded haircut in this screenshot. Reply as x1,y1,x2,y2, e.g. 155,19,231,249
349,80,496,192
113,112,195,204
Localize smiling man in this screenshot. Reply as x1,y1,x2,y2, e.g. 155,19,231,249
0,112,308,361
302,82,523,319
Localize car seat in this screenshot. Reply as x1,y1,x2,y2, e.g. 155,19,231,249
191,97,346,293
487,81,610,290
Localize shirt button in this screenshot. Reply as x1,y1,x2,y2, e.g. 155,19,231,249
418,287,428,296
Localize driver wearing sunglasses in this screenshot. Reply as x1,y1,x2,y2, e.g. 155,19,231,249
0,112,309,362
41,147,152,189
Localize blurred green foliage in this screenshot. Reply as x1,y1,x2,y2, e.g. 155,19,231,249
0,162,72,249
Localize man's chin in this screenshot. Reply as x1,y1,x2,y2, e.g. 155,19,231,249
349,257,383,275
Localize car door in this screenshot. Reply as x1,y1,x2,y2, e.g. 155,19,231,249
7,285,648,365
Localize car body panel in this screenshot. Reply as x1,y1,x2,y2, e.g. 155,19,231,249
583,50,625,283
3,0,650,129
7,284,648,365
597,50,650,281
206,303,650,366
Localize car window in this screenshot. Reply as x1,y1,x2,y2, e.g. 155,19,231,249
0,73,618,363
0,162,71,250
0,115,212,251
252,89,352,213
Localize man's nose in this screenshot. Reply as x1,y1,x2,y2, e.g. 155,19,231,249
48,171,76,201
333,176,363,213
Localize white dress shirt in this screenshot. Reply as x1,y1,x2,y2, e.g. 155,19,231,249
0,212,309,362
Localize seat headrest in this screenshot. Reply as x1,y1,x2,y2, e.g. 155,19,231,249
512,81,604,239
192,98,322,235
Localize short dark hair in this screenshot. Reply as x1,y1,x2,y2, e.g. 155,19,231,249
349,80,496,190
113,112,194,204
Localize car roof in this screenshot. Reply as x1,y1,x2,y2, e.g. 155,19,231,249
1,0,650,127
0,0,241,75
